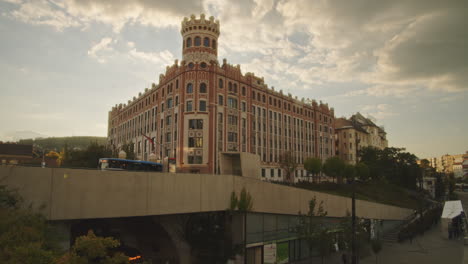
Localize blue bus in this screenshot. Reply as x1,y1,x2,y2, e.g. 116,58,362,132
98,158,163,172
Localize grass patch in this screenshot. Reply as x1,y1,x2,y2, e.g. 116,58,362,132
282,180,426,209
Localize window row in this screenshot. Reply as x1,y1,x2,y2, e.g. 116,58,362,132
186,83,207,94
186,37,217,49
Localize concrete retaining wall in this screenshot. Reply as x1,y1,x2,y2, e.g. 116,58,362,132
0,166,413,220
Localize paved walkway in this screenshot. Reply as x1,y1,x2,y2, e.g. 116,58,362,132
359,224,463,264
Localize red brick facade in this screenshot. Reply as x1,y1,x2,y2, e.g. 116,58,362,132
108,15,335,178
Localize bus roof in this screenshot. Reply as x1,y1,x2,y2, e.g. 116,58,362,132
99,158,163,166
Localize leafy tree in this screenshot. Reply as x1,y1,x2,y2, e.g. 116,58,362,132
359,147,420,189
229,191,238,211
237,188,253,212
279,151,297,184
435,173,446,200
323,157,346,183
296,197,329,261
304,157,322,183
0,186,61,264
355,163,370,181
339,212,369,258
121,143,135,160
57,230,129,264
343,164,356,182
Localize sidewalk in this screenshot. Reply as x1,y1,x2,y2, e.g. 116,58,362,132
359,223,463,264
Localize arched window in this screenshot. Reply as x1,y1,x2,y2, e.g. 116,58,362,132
194,36,201,46
212,40,216,50
186,37,192,48
203,37,210,47
219,79,223,88
200,83,207,93
186,83,193,94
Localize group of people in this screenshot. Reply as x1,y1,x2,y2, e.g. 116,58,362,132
448,215,464,239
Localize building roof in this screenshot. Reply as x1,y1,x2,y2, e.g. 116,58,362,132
0,144,33,157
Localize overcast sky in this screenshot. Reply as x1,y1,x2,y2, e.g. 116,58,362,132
0,0,467,158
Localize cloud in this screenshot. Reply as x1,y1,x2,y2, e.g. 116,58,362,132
277,0,468,94
360,104,398,120
87,37,175,67
5,0,202,32
87,37,114,63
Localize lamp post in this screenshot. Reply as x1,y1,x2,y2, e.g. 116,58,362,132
352,179,357,264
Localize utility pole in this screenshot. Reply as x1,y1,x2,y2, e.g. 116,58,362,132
352,178,357,264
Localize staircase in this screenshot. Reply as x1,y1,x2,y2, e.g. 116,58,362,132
381,228,400,243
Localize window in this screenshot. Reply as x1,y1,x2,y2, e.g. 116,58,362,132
242,86,246,96
228,115,238,125
203,37,210,47
199,100,207,111
262,95,266,103
212,39,216,49
219,79,223,88
228,97,238,109
186,83,193,93
200,83,207,93
228,132,238,142
270,169,274,177
166,132,171,142
175,96,179,106
278,169,281,178
242,102,246,112
262,169,265,177
189,119,203,129
194,36,201,46
228,82,232,91
188,137,203,148
167,98,173,108
166,115,172,125
218,95,224,105
186,100,193,111
186,37,192,48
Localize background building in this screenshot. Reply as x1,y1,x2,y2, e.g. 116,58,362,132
334,113,388,164
107,14,335,179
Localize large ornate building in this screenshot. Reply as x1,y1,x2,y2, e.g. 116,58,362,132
335,113,388,164
107,14,335,178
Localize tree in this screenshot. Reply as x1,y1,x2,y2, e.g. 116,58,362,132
435,173,445,200
296,197,330,262
0,186,61,264
355,163,370,181
343,164,356,182
121,143,135,160
279,151,297,184
323,156,346,183
339,212,368,258
57,230,129,264
237,188,253,212
304,157,322,183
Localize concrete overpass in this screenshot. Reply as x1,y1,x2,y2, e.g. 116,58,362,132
0,166,412,220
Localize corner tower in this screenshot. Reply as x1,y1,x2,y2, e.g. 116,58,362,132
181,14,220,64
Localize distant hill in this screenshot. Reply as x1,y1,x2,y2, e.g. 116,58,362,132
18,136,107,151
0,130,48,142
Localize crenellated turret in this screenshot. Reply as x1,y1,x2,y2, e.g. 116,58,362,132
180,14,220,64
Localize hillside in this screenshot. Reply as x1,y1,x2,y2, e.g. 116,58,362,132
18,136,107,151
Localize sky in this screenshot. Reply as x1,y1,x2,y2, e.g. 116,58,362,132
0,0,467,159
